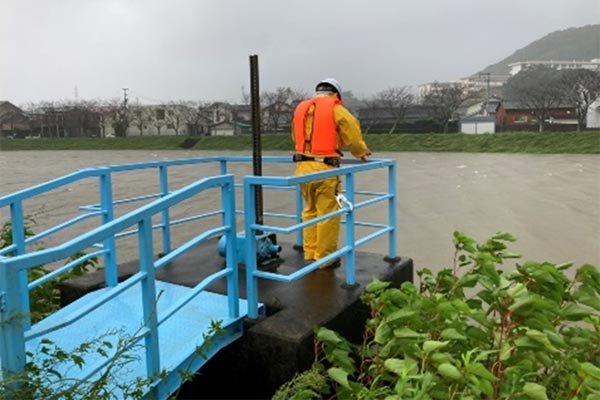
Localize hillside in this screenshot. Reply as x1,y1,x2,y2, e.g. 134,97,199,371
478,24,600,76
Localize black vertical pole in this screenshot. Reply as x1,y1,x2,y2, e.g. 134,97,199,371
249,55,263,226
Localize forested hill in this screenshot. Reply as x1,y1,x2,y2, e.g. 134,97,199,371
478,24,600,76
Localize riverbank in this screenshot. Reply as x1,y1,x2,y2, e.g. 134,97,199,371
1,131,599,153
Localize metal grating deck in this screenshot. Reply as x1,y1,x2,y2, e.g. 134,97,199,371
20,280,254,398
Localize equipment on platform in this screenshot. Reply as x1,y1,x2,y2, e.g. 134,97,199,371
218,54,282,268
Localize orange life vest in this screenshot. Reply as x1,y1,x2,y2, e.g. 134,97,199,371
293,96,340,155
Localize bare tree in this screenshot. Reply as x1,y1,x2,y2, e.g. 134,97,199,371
339,90,366,114
165,101,192,135
262,87,306,133
558,69,600,131
422,83,473,133
88,98,120,137
128,102,151,136
151,106,166,136
178,101,212,136
359,97,380,134
372,87,414,134
504,66,564,133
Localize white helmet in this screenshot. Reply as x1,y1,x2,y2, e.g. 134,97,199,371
316,78,342,99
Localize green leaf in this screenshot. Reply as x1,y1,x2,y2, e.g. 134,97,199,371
441,328,467,341
71,354,85,368
437,363,462,381
430,352,450,365
465,326,488,342
317,328,342,344
332,349,355,374
458,274,478,288
467,362,496,382
384,309,416,324
423,340,448,353
561,303,591,321
328,367,350,389
366,278,391,293
492,231,517,242
384,358,417,376
393,327,426,339
581,362,600,380
375,323,393,344
522,382,548,400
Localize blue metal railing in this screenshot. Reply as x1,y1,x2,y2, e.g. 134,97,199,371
0,154,398,382
0,174,239,381
241,158,397,318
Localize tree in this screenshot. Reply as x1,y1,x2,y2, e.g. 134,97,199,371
87,98,121,138
339,90,366,114
128,103,150,136
178,101,212,136
504,66,564,133
165,101,194,135
422,83,473,133
372,87,414,134
558,69,600,131
151,106,166,136
261,87,306,133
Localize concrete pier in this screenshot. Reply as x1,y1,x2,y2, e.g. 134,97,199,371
60,240,412,398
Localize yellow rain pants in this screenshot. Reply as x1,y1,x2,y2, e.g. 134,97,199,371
295,161,341,261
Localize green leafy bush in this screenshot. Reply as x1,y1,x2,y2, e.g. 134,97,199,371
275,232,600,399
0,220,100,322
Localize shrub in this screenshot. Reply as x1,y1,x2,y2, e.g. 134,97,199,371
275,231,600,399
0,220,100,322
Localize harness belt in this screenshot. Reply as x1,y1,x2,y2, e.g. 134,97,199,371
292,154,340,168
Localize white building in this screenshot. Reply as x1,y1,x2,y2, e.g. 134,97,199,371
509,59,600,76
417,75,508,104
587,97,600,129
460,115,496,134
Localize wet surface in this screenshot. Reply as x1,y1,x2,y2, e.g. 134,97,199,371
1,150,598,273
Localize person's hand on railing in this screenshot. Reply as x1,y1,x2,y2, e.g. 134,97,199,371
360,151,372,163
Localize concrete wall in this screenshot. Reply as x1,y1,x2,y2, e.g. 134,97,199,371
461,121,495,134
587,99,600,129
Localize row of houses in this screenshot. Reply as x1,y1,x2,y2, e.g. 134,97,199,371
3,96,600,138
460,97,600,134
0,101,256,138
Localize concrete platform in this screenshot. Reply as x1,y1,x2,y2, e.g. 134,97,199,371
60,239,413,398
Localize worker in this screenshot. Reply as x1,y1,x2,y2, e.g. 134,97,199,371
292,78,371,269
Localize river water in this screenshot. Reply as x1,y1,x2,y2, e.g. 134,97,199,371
0,150,598,273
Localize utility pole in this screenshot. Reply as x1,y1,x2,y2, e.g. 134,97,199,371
478,73,491,115
122,88,129,110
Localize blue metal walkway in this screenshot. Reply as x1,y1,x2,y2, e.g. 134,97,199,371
0,155,398,399
27,281,253,398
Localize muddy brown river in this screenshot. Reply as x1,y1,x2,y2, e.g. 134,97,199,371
0,150,598,274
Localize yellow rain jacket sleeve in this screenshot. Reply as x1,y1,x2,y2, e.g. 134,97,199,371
292,95,370,159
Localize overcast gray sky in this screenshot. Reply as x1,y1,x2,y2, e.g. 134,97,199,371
1,0,598,104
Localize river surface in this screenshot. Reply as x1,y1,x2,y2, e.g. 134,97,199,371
0,150,598,274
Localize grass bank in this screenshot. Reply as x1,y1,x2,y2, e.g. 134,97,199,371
1,131,598,153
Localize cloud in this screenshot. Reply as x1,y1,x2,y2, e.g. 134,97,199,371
1,0,597,103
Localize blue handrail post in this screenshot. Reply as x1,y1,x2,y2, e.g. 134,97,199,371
219,159,227,175
138,217,161,395
344,173,356,286
0,259,26,378
294,184,303,249
159,165,172,255
99,169,118,287
222,176,239,319
387,162,398,260
243,180,259,318
10,201,30,329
